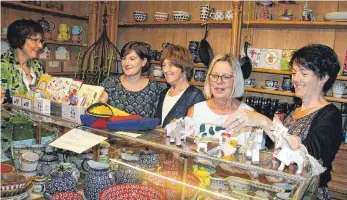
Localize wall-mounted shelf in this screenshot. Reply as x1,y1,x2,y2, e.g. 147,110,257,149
251,68,347,81
116,60,207,68
49,72,76,76
1,1,89,20
147,77,346,103
244,20,347,29
1,34,88,47
118,20,232,27
245,87,347,103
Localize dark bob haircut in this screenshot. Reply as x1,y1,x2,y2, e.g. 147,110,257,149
160,45,194,81
120,41,151,73
289,44,340,93
7,19,44,49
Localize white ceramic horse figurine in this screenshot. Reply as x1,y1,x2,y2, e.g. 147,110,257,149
165,117,195,146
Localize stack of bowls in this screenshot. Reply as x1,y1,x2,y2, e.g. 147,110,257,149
173,11,190,21
154,12,169,22
133,11,148,22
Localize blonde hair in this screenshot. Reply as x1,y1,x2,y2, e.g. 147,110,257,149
203,54,244,99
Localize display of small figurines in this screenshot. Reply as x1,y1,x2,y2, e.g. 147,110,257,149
165,117,195,146
299,1,315,21
256,1,275,20
278,1,296,21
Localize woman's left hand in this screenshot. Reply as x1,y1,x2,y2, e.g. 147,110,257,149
223,108,270,133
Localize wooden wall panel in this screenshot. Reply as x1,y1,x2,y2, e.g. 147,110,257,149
117,1,234,55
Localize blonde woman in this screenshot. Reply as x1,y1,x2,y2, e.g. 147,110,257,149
187,54,261,147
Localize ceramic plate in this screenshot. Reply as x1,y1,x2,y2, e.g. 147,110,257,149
276,192,290,200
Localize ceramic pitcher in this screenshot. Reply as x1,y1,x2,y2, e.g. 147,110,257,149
44,166,77,200
83,160,114,200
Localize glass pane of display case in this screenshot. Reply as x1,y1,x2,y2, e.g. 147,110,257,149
1,104,319,200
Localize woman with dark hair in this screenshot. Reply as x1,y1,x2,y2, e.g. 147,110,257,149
224,44,342,199
1,19,44,104
155,45,205,127
100,41,162,118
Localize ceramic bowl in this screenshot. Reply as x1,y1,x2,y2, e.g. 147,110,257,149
17,169,37,178
100,184,165,200
51,192,84,200
1,174,28,191
210,176,229,191
226,176,251,192
138,149,159,169
1,182,33,199
0,164,15,174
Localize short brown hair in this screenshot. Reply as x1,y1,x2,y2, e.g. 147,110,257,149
121,41,151,73
160,45,194,80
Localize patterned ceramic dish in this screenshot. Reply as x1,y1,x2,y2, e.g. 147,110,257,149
1,182,33,198
210,176,229,191
0,164,15,174
51,192,84,200
1,174,28,191
192,163,216,174
99,184,165,200
226,176,251,192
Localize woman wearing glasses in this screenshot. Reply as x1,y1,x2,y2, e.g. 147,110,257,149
155,45,205,127
187,54,261,147
1,19,44,104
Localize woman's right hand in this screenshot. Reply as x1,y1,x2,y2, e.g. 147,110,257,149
223,108,273,133
1,88,5,104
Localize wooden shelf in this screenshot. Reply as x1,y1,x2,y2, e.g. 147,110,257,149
116,60,207,68
244,20,347,29
251,68,347,81
148,77,346,103
245,87,347,103
1,1,89,20
49,72,75,76
119,20,232,27
1,34,87,47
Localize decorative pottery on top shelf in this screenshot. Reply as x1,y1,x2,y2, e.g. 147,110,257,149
83,160,114,200
173,11,190,21
154,12,169,22
133,11,148,22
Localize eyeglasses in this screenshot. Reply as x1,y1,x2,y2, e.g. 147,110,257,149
209,74,233,83
26,37,45,45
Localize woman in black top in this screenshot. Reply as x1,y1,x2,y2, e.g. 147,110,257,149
224,44,342,200
156,45,205,127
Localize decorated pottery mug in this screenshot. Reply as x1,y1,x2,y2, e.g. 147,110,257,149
225,9,233,20
19,152,40,171
210,10,224,20
71,26,83,35
59,24,69,33
71,35,82,43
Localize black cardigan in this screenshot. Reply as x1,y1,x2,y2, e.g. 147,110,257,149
289,104,342,187
155,85,205,127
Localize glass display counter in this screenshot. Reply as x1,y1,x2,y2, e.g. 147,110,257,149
1,104,319,200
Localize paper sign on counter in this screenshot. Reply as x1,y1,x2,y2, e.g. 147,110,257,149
115,131,141,138
49,128,106,154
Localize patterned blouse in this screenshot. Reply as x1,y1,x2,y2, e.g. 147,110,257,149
283,110,319,141
100,75,162,118
1,48,43,96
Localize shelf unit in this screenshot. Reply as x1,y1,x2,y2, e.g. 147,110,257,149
49,72,76,76
1,1,89,20
252,68,347,81
147,77,347,103
244,20,347,29
118,20,232,27
1,34,88,47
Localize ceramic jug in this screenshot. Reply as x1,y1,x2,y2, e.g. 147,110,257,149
58,162,80,182
71,26,83,35
83,160,114,200
44,166,77,200
32,175,48,194
37,17,55,32
37,152,59,177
